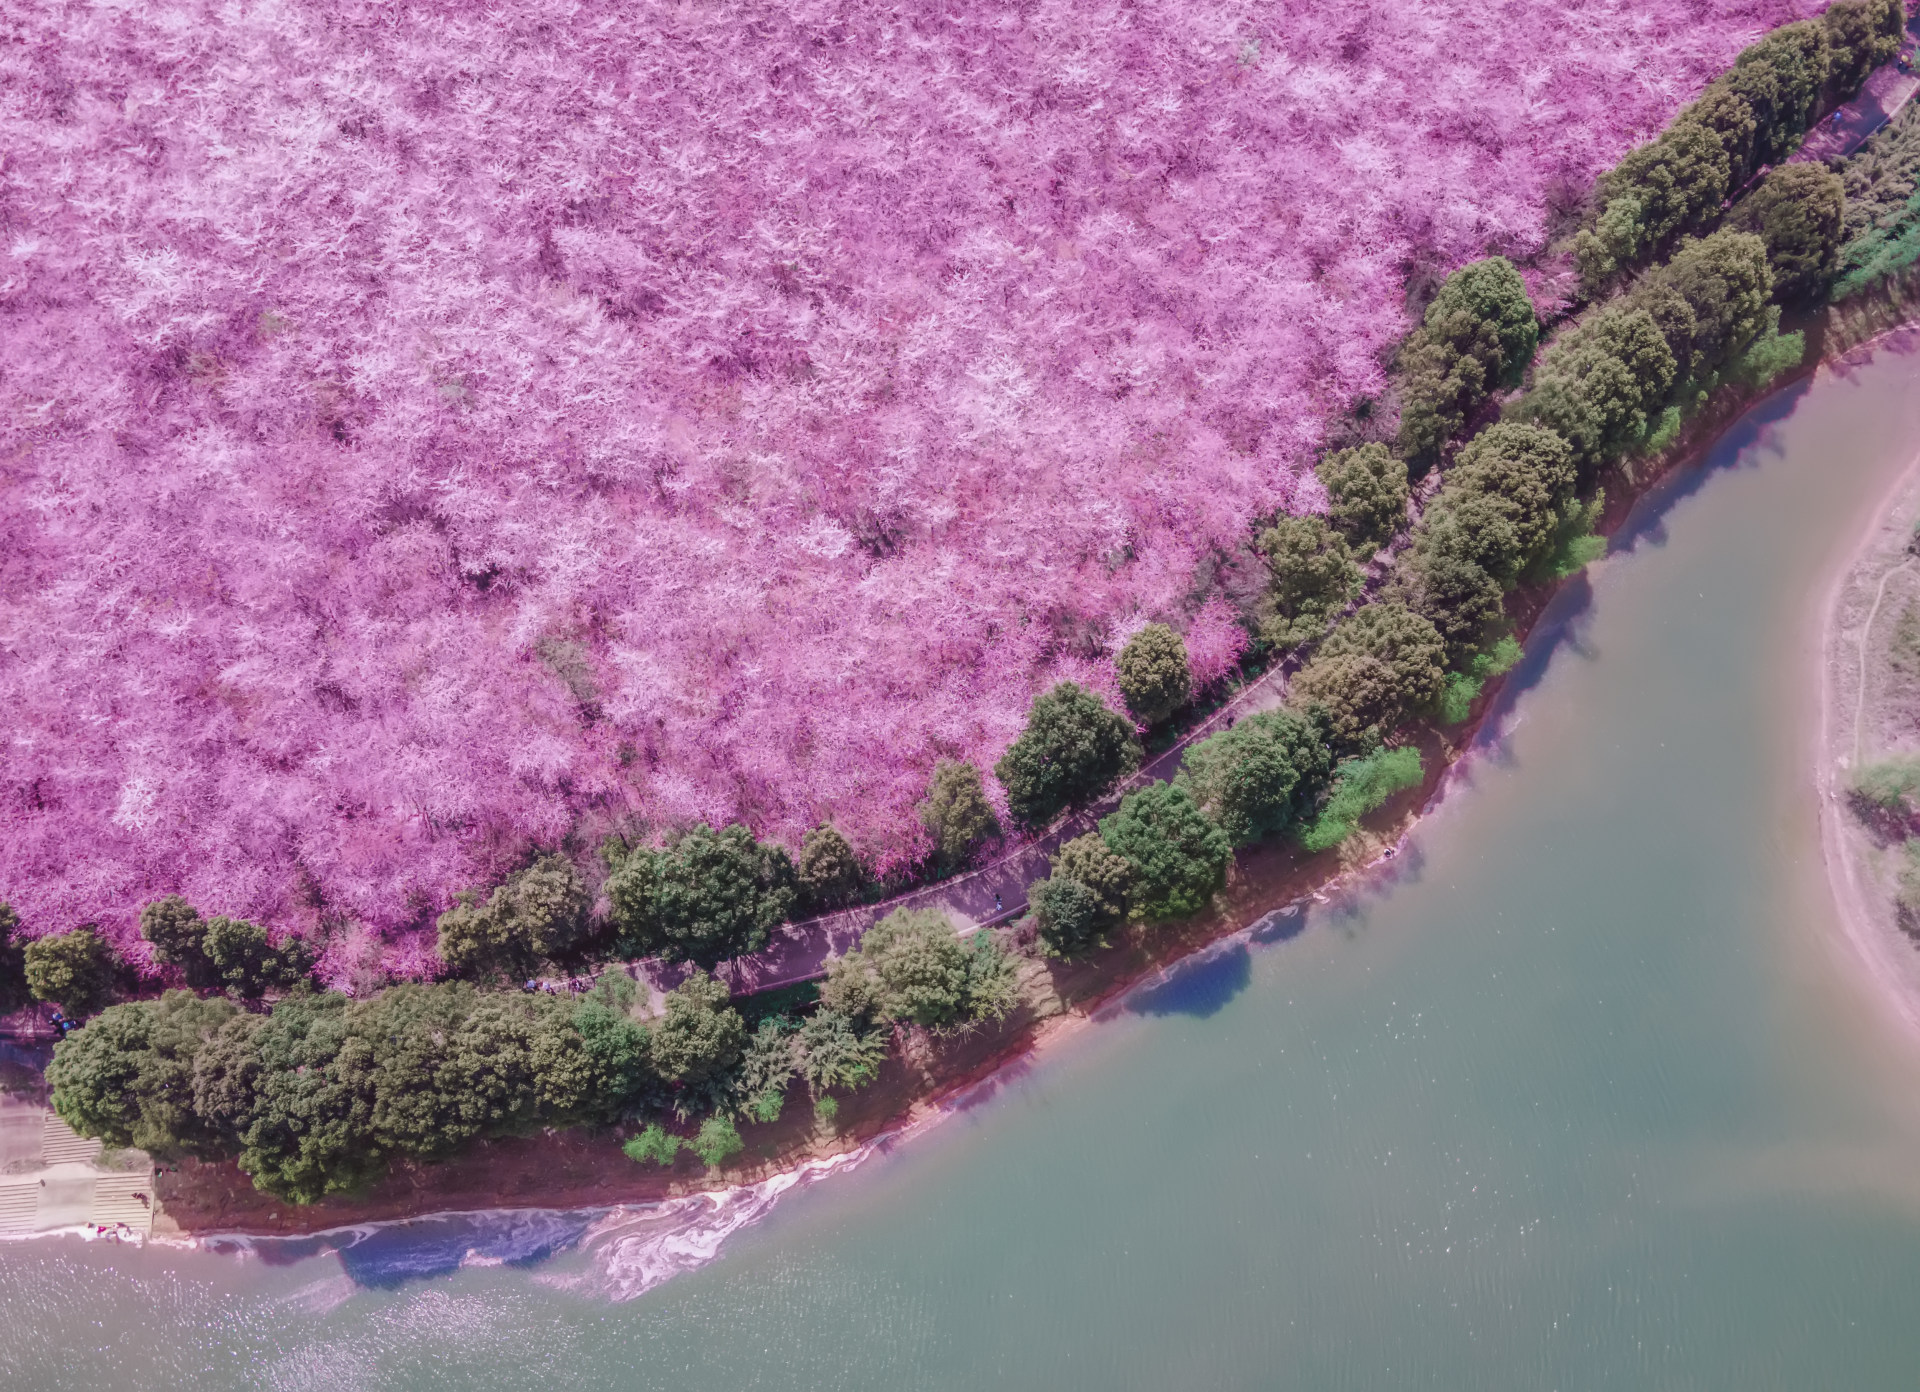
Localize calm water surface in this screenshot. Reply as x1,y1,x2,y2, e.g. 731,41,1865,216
7,344,1920,1390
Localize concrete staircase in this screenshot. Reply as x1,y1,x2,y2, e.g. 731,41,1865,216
40,1113,102,1166
0,1104,153,1237
89,1171,154,1235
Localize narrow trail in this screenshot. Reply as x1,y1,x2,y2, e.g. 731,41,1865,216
663,529,1418,999
1853,556,1914,767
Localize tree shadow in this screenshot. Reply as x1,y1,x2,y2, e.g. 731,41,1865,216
1122,942,1252,1018
244,1208,602,1289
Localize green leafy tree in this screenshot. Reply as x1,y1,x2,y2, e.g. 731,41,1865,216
819,908,1016,1029
797,824,867,911
606,826,795,969
916,760,1002,869
1399,420,1580,659
649,971,747,1092
1029,877,1109,959
1396,258,1539,461
0,903,28,1014
689,1114,744,1168
1258,515,1360,650
1631,230,1773,380
1391,536,1510,665
730,1017,798,1123
1030,831,1135,957
1599,121,1733,260
1516,306,1676,477
1731,164,1847,302
141,895,218,989
201,917,315,999
1447,423,1579,570
1177,709,1334,847
797,1009,889,1093
1736,21,1832,164
46,991,244,1156
1116,623,1192,725
24,927,117,1016
1289,603,1448,750
1822,0,1906,99
1098,781,1232,922
204,991,385,1205
1680,82,1762,189
1052,833,1135,921
438,854,591,981
359,984,553,1159
569,995,655,1125
1316,444,1410,554
994,682,1141,829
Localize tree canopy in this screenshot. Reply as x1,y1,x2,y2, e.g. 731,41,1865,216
1030,832,1134,958
1628,229,1773,380
648,971,747,1092
1514,305,1675,477
994,682,1141,830
606,826,796,969
437,854,592,982
1316,444,1410,555
1396,257,1538,462
1731,164,1847,302
819,908,1018,1030
1289,603,1448,751
1116,623,1192,726
1177,708,1334,847
797,824,867,912
24,927,117,1016
917,760,1001,869
1258,515,1360,651
1098,781,1232,922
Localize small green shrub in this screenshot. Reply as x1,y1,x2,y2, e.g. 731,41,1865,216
623,1124,683,1167
1438,636,1524,725
814,1095,841,1128
689,1115,744,1169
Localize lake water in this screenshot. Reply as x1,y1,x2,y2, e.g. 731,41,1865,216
7,341,1920,1390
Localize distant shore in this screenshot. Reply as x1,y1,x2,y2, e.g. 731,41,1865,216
1816,344,1920,1040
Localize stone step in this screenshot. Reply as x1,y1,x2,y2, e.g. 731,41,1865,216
89,1171,154,1235
40,1113,101,1166
35,1174,95,1229
0,1177,39,1234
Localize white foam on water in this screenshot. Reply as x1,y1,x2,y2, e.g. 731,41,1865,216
555,1111,956,1303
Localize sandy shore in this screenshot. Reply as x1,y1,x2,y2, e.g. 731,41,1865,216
1816,351,1920,1042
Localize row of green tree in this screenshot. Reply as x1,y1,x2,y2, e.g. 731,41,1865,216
1007,8,1918,958
1574,0,1904,293
0,903,311,1021
44,902,1022,1201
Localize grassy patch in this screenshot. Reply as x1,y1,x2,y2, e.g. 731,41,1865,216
1438,636,1525,725
1297,747,1424,853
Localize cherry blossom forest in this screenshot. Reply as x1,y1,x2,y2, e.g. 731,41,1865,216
0,0,1829,969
